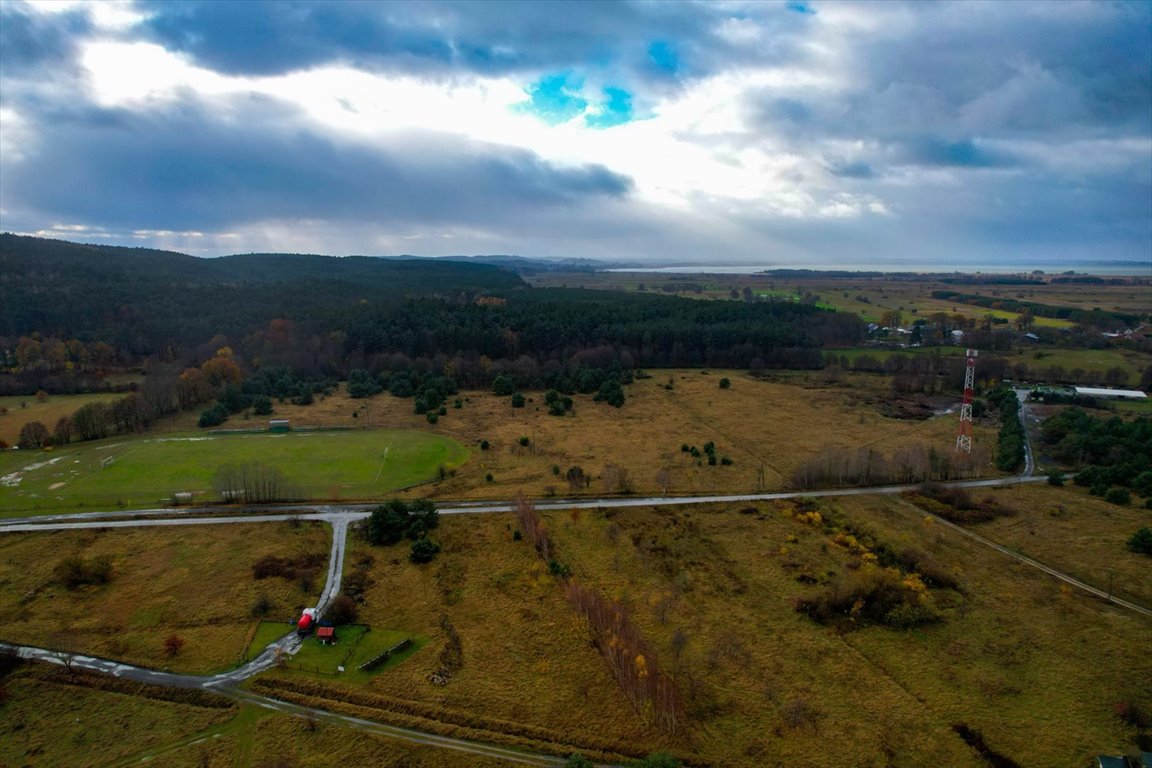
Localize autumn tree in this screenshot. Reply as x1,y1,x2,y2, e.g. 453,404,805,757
17,420,49,449
53,415,74,444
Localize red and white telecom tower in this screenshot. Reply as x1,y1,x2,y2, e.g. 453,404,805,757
955,348,978,453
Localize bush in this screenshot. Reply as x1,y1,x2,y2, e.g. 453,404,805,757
164,634,185,657
55,555,113,589
491,375,515,396
1127,527,1152,556
426,412,438,424
324,593,359,624
519,436,530,447
511,392,526,408
198,403,229,428
1104,487,1131,506
718,377,731,389
410,538,441,564
250,594,273,618
1046,471,1064,487
366,499,438,546
479,439,490,450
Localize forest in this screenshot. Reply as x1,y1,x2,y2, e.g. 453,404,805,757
0,234,864,396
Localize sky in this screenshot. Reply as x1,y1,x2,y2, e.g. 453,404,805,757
1,0,1150,269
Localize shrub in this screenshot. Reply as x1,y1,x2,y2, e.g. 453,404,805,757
366,499,438,546
426,412,438,424
486,472,494,482
1046,471,1064,487
718,377,731,389
519,436,530,447
198,403,228,428
55,555,114,589
410,539,441,564
1105,487,1131,506
164,634,185,657
1127,527,1152,556
491,375,515,396
479,439,490,450
250,594,273,618
324,593,359,624
511,392,526,408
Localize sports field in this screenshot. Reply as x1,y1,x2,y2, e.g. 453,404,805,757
0,429,469,515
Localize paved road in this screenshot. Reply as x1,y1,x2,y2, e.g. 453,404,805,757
0,475,1051,532
1015,388,1037,477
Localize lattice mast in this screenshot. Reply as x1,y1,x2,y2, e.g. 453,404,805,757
955,348,978,453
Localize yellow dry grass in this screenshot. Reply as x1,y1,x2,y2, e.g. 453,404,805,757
941,482,1152,606
0,668,233,768
228,370,990,501
541,494,1150,766
264,512,665,757
0,392,121,446
248,713,513,768
0,521,330,673
834,494,1151,766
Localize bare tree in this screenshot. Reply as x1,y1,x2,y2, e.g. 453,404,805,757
655,469,671,496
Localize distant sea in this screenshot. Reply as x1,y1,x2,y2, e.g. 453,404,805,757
606,259,1151,276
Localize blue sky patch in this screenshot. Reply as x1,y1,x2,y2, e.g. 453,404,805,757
648,41,679,74
521,73,588,124
786,1,816,15
585,87,634,128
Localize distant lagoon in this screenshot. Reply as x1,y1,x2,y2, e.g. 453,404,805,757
605,259,1151,276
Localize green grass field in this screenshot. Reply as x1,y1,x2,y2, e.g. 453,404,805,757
0,429,469,516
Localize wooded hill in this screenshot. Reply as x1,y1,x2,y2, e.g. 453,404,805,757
1,234,865,392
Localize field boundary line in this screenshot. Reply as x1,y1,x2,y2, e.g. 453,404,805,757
895,498,1152,617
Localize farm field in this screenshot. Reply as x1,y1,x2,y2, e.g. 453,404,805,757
528,270,1151,327
0,521,330,673
0,429,469,515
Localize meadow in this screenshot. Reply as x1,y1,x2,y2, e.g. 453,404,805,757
530,269,1150,335
237,490,1148,765
0,371,996,515
0,521,330,673
0,666,513,768
0,392,122,447
1,488,1147,764
0,428,469,515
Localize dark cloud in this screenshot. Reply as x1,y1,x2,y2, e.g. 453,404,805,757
3,94,632,232
0,3,89,75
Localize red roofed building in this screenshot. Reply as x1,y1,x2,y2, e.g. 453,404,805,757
317,626,336,644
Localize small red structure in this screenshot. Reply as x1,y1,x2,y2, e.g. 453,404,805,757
317,626,336,644
297,613,313,632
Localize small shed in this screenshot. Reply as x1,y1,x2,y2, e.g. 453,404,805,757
317,626,336,645
269,419,291,433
